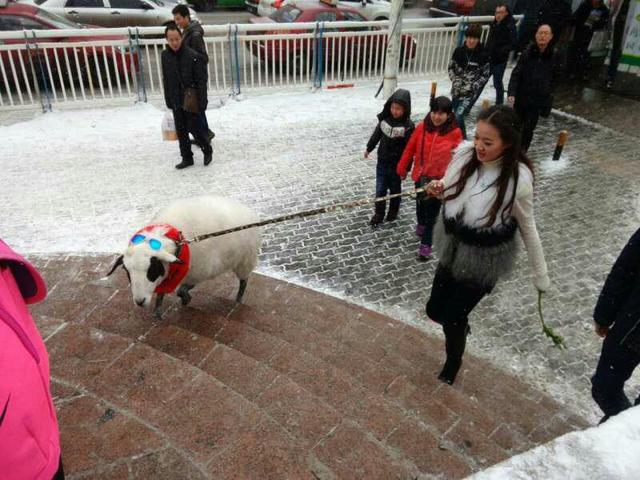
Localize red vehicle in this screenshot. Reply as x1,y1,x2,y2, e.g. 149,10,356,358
0,2,139,91
247,0,417,65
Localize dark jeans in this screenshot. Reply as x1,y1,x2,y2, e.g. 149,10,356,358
415,180,441,246
452,97,471,139
427,265,492,361
514,104,540,152
375,163,402,215
591,326,640,420
490,62,507,105
173,108,212,161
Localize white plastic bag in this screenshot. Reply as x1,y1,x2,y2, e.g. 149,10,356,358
161,110,177,141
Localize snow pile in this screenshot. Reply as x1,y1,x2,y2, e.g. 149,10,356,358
470,407,640,480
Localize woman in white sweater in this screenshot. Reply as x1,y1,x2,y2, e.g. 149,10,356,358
425,105,550,385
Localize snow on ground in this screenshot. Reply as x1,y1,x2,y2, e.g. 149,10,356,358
469,406,640,480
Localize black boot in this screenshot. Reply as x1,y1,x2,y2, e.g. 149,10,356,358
175,158,194,170
438,357,462,385
203,149,213,166
370,201,385,226
386,203,400,222
439,323,470,385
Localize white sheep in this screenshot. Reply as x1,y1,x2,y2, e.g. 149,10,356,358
108,195,262,317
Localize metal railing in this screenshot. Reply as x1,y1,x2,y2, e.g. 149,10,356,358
0,15,510,111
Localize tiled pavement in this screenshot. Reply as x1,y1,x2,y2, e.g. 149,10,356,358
32,254,589,479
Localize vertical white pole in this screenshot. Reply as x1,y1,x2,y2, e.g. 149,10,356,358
383,0,404,98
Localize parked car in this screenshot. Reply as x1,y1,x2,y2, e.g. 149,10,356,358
247,0,390,21
430,0,522,17
247,1,416,65
31,0,196,28
190,0,245,12
0,2,139,90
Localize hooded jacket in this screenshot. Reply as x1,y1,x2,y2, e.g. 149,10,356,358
0,239,61,480
182,20,208,64
161,44,208,112
594,228,640,353
486,14,518,64
366,89,415,170
448,44,490,99
508,43,560,114
396,114,463,182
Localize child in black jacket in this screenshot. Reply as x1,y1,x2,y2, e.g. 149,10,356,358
365,89,414,226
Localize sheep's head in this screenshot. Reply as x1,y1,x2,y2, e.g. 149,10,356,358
107,226,184,308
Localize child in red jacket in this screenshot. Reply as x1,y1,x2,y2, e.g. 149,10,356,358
397,96,463,260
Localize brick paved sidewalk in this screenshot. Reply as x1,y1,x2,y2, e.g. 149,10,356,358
32,254,588,479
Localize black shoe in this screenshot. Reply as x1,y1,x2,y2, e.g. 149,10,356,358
175,159,194,170
370,213,384,226
385,209,399,222
203,150,212,166
438,357,462,385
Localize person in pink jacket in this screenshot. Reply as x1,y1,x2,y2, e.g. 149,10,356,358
0,239,64,480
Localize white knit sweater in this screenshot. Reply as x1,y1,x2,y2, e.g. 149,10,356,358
440,143,550,291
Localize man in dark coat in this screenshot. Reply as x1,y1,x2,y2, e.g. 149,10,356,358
161,23,212,169
606,0,631,88
485,3,518,104
507,24,560,152
591,227,640,424
568,0,609,80
172,4,214,147
537,0,572,42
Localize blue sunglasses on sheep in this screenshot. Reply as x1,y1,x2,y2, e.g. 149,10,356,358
130,234,163,251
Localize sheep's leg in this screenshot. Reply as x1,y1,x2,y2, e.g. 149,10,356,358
177,284,194,306
154,294,165,320
236,279,248,303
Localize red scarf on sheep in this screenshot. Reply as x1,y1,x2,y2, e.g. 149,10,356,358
134,224,191,295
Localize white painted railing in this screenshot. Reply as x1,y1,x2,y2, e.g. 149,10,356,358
0,16,513,111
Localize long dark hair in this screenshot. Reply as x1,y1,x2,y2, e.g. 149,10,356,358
443,105,534,227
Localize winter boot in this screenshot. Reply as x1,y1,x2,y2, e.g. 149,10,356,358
370,202,385,226
418,244,432,261
386,204,400,222
175,158,194,170
190,130,215,146
370,213,384,226
438,358,462,385
415,224,425,237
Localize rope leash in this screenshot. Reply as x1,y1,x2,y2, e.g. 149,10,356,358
187,186,427,243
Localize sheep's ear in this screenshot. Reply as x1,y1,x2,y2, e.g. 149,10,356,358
106,255,124,276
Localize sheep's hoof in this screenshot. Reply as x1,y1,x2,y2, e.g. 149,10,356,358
236,279,248,303
177,284,193,306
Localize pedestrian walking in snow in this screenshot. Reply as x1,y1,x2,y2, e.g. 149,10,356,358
396,96,463,260
364,89,414,226
485,4,518,105
0,239,65,480
508,24,561,152
172,4,215,147
161,23,213,170
568,0,610,82
605,0,631,89
591,227,640,424
424,105,550,385
448,24,490,139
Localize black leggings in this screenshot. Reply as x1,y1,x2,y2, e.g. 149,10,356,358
52,457,65,480
427,265,492,361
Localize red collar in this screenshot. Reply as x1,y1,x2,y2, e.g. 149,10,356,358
134,224,191,294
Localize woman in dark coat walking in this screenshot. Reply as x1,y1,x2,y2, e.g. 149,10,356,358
161,23,212,170
508,24,560,152
591,227,640,423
